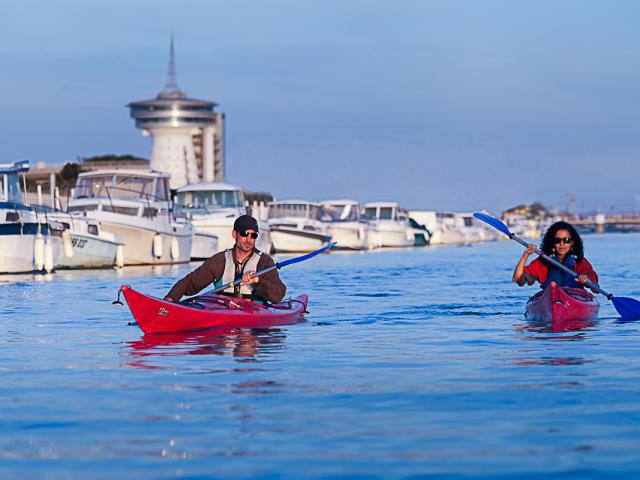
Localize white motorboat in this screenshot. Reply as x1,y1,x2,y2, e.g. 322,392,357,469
175,182,268,257
504,213,543,240
0,161,62,273
268,200,332,253
320,200,372,250
362,202,413,248
408,211,499,245
44,210,124,269
409,211,466,245
67,170,192,265
459,212,500,242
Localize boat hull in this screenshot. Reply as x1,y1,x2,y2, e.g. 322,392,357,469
326,223,370,250
270,227,332,253
0,222,62,273
57,232,120,269
369,223,413,248
525,282,599,326
121,285,308,334
99,220,192,265
190,231,219,260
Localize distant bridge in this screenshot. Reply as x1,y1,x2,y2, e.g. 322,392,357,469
568,214,640,233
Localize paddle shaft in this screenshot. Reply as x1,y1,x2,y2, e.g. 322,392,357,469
211,263,278,294
509,232,611,299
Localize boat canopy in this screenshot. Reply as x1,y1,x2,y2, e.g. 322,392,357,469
74,172,170,202
268,201,323,220
321,203,359,222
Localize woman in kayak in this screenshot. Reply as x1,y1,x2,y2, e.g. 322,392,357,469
513,221,598,291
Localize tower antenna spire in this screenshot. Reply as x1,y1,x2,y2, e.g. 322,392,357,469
159,35,185,98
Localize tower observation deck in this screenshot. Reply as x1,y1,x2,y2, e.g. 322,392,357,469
128,38,225,189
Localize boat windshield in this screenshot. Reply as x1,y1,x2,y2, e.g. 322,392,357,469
322,204,359,222
0,173,24,204
362,207,377,220
113,175,156,200
269,203,322,220
74,174,161,201
363,207,396,220
176,189,245,213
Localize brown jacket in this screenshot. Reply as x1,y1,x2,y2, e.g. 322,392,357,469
166,249,286,303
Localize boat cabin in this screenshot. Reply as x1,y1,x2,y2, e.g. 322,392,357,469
175,183,245,214
362,202,406,222
0,161,29,205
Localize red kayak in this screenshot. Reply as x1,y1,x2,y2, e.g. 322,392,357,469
525,281,599,328
120,285,308,334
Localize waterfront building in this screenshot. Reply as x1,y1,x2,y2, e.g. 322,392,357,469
128,38,225,189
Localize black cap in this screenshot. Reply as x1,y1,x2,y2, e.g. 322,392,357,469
233,214,259,233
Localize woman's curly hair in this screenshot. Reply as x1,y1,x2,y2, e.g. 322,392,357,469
540,221,584,261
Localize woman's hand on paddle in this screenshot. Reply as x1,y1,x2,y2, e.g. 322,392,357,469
240,271,259,286
514,244,538,285
576,274,590,285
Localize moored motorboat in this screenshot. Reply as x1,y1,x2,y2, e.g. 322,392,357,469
67,170,192,265
0,160,63,274
120,285,308,334
363,202,413,248
43,210,124,269
176,182,270,256
525,282,599,326
320,199,372,250
268,200,332,253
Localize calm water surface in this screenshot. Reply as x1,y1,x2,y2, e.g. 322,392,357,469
1,234,640,479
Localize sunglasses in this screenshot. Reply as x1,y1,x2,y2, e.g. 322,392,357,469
554,236,573,245
238,231,259,239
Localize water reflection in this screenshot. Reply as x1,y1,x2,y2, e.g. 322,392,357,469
513,356,591,367
518,318,597,335
126,327,288,368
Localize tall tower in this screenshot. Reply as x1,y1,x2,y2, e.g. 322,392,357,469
128,37,225,189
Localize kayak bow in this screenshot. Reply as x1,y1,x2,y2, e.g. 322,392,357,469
525,281,599,326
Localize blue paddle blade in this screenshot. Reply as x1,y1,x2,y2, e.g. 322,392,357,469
473,212,512,237
276,242,337,269
612,296,640,320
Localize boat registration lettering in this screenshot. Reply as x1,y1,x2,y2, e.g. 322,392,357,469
71,238,88,249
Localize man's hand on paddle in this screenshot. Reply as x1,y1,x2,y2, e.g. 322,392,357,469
240,271,259,286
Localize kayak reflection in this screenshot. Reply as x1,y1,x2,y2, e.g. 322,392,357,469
522,317,597,334
126,327,288,366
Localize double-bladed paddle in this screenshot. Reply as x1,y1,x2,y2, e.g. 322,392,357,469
210,241,337,294
473,212,640,320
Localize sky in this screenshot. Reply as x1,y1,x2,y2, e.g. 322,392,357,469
1,0,639,213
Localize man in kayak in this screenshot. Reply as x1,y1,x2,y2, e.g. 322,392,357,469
513,221,598,291
164,215,286,303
